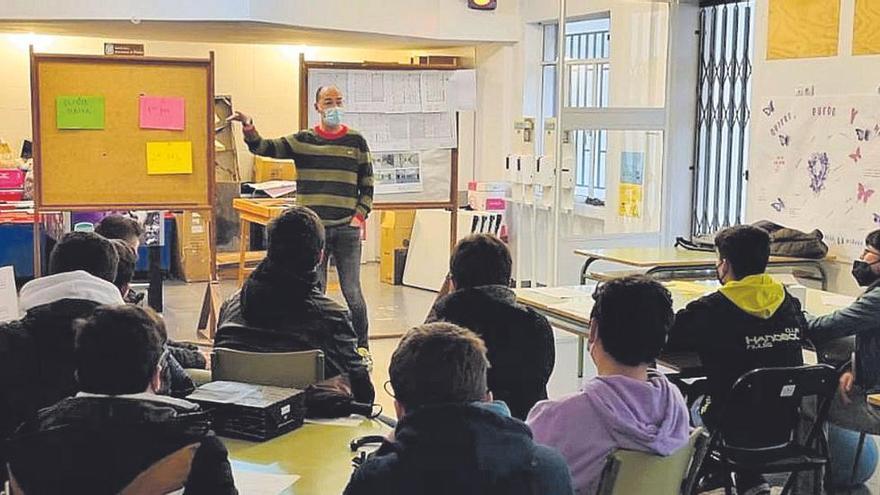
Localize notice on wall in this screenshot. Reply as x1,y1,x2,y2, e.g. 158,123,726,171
139,96,185,131
373,152,423,194
854,0,880,55
620,151,645,185
767,0,840,60
618,184,643,218
146,141,193,175
56,95,105,129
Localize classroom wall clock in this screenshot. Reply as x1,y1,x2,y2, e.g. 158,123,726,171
468,0,497,11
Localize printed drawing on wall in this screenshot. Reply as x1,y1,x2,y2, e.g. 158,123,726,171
750,95,880,259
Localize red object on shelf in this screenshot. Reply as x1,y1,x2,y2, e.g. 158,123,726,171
0,211,34,223
0,189,24,202
0,169,25,189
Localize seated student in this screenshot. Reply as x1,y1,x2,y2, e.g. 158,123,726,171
0,232,123,448
343,322,573,495
527,276,689,495
666,224,807,494
807,229,880,431
216,206,374,403
95,213,144,251
108,239,202,398
8,305,237,494
425,234,554,419
96,214,145,305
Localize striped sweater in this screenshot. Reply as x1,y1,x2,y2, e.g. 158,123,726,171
244,125,373,227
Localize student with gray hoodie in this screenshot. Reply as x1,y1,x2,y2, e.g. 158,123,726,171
527,276,690,495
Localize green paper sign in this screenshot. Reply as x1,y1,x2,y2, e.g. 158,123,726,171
56,95,105,129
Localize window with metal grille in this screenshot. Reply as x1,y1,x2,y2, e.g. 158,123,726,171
540,18,611,203
692,1,754,238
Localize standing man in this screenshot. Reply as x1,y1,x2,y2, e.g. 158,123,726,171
228,86,374,366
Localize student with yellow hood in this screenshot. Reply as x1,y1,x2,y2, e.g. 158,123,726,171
665,225,808,495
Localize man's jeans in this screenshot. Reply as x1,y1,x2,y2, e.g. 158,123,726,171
317,225,369,348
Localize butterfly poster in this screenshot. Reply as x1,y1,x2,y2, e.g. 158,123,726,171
751,94,880,260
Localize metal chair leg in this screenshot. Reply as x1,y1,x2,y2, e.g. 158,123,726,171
851,432,867,485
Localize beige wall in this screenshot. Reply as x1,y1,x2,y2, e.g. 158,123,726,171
0,33,477,183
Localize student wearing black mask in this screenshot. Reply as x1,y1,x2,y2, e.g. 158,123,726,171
808,229,880,431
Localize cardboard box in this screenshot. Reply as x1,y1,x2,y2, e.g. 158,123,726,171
379,210,416,284
175,211,212,282
254,156,296,182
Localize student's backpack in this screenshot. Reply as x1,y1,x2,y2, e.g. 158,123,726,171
676,221,829,259
752,220,829,259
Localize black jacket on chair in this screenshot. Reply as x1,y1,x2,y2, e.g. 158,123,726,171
8,395,237,495
426,285,555,420
343,403,573,495
216,259,374,403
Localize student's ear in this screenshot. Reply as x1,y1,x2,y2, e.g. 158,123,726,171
149,365,163,394
393,399,406,419
484,390,493,403
318,248,325,266
588,319,599,348
314,101,322,114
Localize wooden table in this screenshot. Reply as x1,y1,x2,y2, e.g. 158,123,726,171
232,198,295,285
515,282,852,378
574,247,832,289
225,419,391,495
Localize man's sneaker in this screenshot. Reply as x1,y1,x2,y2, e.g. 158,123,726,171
357,347,373,372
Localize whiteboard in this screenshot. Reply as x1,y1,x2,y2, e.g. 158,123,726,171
748,94,880,259
307,68,474,203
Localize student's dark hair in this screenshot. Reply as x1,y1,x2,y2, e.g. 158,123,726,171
449,234,512,289
390,322,489,410
590,275,674,367
48,232,118,283
714,224,771,278
110,239,137,290
74,305,166,395
95,215,144,244
266,206,325,272
867,230,880,251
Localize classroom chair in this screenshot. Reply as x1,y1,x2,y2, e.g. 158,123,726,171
6,443,199,495
595,427,708,495
211,347,325,389
701,364,837,495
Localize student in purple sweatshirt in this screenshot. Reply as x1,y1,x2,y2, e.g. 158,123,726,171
527,275,690,494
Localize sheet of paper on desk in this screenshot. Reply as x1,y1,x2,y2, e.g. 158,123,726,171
250,180,297,198
231,465,299,495
0,266,18,322
821,293,855,308
305,414,366,428
540,286,595,299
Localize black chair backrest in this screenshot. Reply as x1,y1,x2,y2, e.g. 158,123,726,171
718,364,836,450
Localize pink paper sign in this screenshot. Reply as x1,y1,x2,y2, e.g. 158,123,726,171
139,96,185,131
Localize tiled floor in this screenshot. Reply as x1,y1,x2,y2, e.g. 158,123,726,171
161,263,880,494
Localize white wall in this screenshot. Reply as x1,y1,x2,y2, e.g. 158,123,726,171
0,33,479,183
748,0,875,295
0,0,521,43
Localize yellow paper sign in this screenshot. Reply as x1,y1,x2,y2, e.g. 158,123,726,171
618,184,643,218
146,141,193,175
854,0,880,55
767,0,840,60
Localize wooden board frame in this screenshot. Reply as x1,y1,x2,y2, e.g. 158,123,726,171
30,49,215,211
29,49,217,284
298,55,461,248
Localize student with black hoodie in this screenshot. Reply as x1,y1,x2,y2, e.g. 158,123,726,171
426,234,555,420
9,305,237,494
215,205,374,404
343,322,573,495
666,224,807,495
